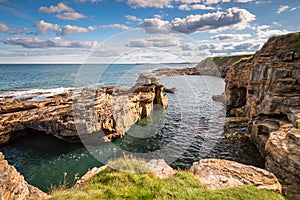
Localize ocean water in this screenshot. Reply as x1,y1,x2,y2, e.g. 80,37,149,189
0,64,264,191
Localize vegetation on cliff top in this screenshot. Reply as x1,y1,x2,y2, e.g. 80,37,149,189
48,157,290,200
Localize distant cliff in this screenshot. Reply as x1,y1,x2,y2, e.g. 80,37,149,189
225,32,300,199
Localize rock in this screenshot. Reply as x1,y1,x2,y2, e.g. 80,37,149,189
0,82,168,145
224,31,300,199
164,87,177,94
151,67,201,76
146,159,176,179
212,92,225,103
265,127,300,199
0,152,47,200
74,166,107,188
190,159,282,193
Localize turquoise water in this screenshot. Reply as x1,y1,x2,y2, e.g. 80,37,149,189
0,64,264,192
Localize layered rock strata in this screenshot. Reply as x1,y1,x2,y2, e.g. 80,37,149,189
190,159,282,193
0,79,168,145
225,32,300,198
0,153,47,200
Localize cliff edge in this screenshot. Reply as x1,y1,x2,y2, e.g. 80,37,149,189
225,32,300,199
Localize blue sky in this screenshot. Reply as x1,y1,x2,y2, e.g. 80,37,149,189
0,0,299,63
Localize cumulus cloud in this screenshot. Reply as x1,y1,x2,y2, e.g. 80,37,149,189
39,3,73,13
174,0,202,4
256,29,291,38
140,7,255,34
34,20,60,35
125,15,142,21
34,20,96,35
126,37,180,48
139,18,173,34
56,11,86,20
276,5,289,14
178,4,216,11
99,24,130,30
211,33,252,40
3,37,99,48
60,25,96,35
124,0,173,8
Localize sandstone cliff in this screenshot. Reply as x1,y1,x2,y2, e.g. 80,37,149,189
0,78,168,145
0,153,47,200
225,32,300,199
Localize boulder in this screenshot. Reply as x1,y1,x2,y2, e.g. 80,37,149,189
190,159,282,193
146,159,176,179
0,153,47,200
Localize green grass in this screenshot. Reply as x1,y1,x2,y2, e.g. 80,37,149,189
279,32,300,54
48,158,290,200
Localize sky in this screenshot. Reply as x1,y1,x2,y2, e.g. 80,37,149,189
0,0,299,63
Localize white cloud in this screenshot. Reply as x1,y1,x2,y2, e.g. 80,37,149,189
204,0,230,5
140,7,256,34
256,29,291,38
276,5,289,14
34,20,96,35
125,15,142,21
99,24,130,30
125,0,173,8
60,25,96,35
0,22,10,32
139,18,173,34
3,37,99,48
56,11,86,20
39,3,73,13
34,20,60,35
126,37,180,47
272,22,282,27
178,4,216,11
211,33,252,40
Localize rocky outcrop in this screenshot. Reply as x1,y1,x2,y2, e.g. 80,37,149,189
146,159,176,179
0,152,47,200
190,159,282,193
225,32,300,198
0,79,168,145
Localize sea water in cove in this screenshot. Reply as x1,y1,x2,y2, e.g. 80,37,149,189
0,64,264,192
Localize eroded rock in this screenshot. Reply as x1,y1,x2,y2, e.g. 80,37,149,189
146,159,176,179
190,159,282,193
0,153,47,200
0,81,168,145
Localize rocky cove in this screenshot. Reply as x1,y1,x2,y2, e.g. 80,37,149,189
0,32,299,199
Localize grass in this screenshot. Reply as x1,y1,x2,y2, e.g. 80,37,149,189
279,32,300,54
48,157,291,200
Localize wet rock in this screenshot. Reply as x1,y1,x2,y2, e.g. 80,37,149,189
0,152,47,200
212,92,225,103
146,159,176,179
190,159,282,193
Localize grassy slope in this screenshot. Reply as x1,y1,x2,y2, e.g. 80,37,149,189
49,158,290,200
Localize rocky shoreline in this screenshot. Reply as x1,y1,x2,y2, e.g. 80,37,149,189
0,77,168,145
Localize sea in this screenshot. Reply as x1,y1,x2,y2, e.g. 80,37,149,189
0,64,264,191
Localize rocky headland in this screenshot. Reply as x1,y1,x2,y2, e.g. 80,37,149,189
0,77,168,145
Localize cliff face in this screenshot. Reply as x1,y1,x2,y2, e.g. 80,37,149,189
0,79,168,145
0,153,47,200
225,32,300,199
